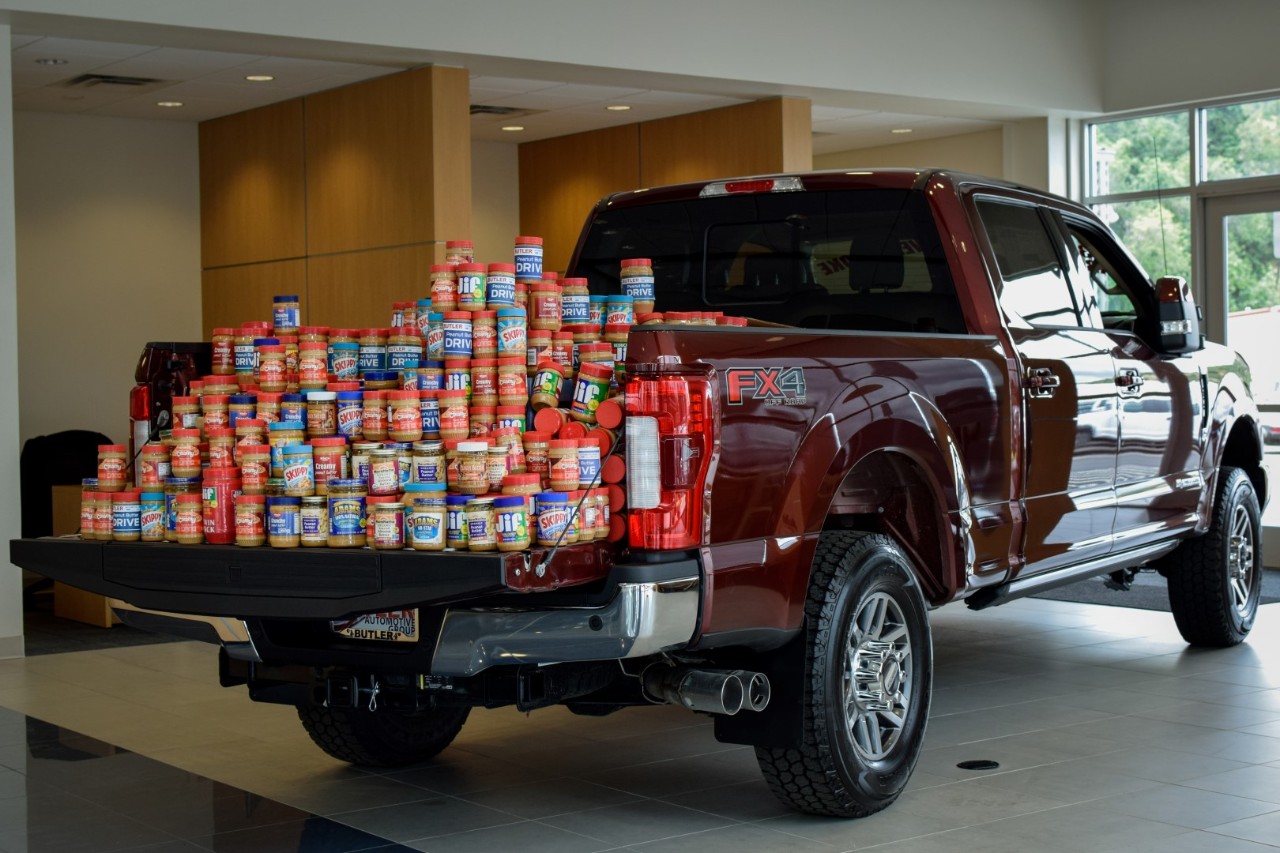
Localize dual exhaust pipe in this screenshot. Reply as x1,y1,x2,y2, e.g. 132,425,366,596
642,666,771,716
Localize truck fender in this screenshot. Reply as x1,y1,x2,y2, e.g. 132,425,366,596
1199,377,1266,531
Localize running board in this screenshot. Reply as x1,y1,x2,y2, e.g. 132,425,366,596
965,541,1180,610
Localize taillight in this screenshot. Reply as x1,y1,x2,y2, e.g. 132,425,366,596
129,385,152,485
625,366,717,550
699,176,804,197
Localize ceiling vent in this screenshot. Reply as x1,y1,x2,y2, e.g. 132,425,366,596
61,73,166,88
470,104,542,119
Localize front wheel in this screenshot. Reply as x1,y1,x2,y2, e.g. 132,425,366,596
755,531,933,817
297,704,470,767
1165,467,1263,647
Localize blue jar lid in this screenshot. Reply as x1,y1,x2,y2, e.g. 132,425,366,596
336,391,363,401
82,477,98,487
252,337,280,346
417,298,432,308
403,482,446,493
140,492,165,500
270,420,306,431
493,496,526,509
281,394,303,403
281,444,313,455
607,294,635,304
536,492,568,503
422,360,443,369
382,442,411,451
165,476,202,485
497,307,527,318
332,341,359,350
266,496,301,507
328,478,365,489
273,295,299,302
428,312,444,321
364,371,398,383
229,394,256,404
589,295,608,303
446,495,471,507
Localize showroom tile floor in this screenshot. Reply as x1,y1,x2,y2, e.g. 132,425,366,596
1,597,1279,852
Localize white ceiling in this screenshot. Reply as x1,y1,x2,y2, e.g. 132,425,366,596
11,33,1003,154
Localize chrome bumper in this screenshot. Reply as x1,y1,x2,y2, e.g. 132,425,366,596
110,600,263,662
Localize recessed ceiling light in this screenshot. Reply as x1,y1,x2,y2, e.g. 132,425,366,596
891,128,913,134
606,105,631,111
34,58,68,66
245,75,275,82
157,101,184,108
501,125,524,132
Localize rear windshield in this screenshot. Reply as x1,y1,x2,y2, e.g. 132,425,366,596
571,188,965,333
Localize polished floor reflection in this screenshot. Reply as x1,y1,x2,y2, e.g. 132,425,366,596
1,596,1279,852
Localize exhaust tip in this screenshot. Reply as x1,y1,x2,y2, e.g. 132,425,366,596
741,671,771,713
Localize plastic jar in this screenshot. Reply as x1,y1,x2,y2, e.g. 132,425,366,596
239,444,271,495
486,263,517,309
212,328,236,375
92,491,114,540
468,406,494,437
416,299,433,338
140,491,165,542
206,428,235,469
577,437,602,489
560,277,590,324
281,444,315,496
299,325,329,347
387,326,423,374
570,362,614,424
257,345,287,393
331,342,360,380
234,419,267,462
470,358,498,408
471,310,497,358
529,283,562,331
446,239,474,265
530,361,565,411
494,358,526,408
442,312,473,359
266,496,301,548
605,294,636,326
202,467,240,545
138,443,169,488
492,496,529,551
456,263,487,311
502,472,540,517
164,477,202,541
202,394,230,431
445,494,470,549
304,391,337,438
326,479,367,547
256,392,282,424
514,235,543,279
438,389,470,441
548,439,580,491
169,431,202,479
493,427,526,474
172,396,200,430
79,478,97,538
280,394,305,424
348,441,377,483
268,421,305,477
535,492,570,547
298,341,329,391
486,443,510,492
233,331,258,386
272,294,300,334
311,436,348,495
235,494,266,546
358,328,389,375
586,295,607,332
367,497,405,550
96,444,129,492
443,359,472,400
111,490,142,542
447,440,485,495
419,389,440,439
464,498,496,551
175,493,205,544
620,258,656,314
551,331,574,370
336,390,364,440
300,496,328,547
406,484,447,551
228,394,257,427
367,448,401,496
425,314,445,361
412,439,446,486
495,307,527,357
522,431,551,487
430,264,458,312
386,390,424,442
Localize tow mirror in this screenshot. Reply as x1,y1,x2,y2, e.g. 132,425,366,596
1156,276,1203,354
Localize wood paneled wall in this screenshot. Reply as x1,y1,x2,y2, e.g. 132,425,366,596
519,97,811,273
518,125,641,275
198,66,470,337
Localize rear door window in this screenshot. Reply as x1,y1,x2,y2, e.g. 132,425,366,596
976,198,1082,328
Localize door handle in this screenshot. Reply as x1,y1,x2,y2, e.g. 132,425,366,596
1026,367,1060,398
1116,369,1143,396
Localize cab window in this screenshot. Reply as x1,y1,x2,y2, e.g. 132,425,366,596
976,198,1082,328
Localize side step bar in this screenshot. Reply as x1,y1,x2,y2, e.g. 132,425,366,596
966,541,1179,610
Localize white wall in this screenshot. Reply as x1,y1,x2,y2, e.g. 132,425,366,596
14,111,202,448
814,129,1005,178
0,24,25,658
469,140,520,265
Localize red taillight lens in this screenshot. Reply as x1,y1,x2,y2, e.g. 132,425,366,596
625,368,716,550
129,384,151,423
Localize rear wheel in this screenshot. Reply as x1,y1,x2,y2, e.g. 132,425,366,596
755,531,932,817
1165,467,1262,647
297,704,470,767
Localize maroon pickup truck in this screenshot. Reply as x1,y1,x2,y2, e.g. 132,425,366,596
12,169,1267,818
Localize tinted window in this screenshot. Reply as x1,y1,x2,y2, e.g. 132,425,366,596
571,188,966,333
977,199,1081,328
1063,220,1159,343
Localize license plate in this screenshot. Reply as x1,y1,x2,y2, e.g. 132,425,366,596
331,609,419,643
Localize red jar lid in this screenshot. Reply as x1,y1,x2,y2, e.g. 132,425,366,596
502,473,540,489
366,495,399,505
496,405,525,415
203,468,241,482
236,494,266,504
236,419,267,429
548,438,579,449
176,494,203,503
620,258,651,267
326,382,360,392
542,272,559,281
171,430,201,440
580,342,611,354
390,325,420,336
578,362,614,380
443,311,472,321
240,444,271,454
171,396,197,405
558,421,588,440
362,390,387,401
393,301,413,310
111,490,142,502
359,328,390,338
384,390,416,401
472,310,496,320
604,323,631,335
446,240,473,248
310,436,348,447
636,313,664,324
298,325,329,336
551,331,573,341
488,262,516,273
206,428,235,438
535,360,563,373
470,357,497,368
444,358,471,368
561,277,588,288
256,392,283,403
430,263,456,273
300,340,327,350
212,327,237,337
202,394,230,404
438,389,468,399
515,236,543,245
456,262,486,273
417,389,438,399
330,328,359,338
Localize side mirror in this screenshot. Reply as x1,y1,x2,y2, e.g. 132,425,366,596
1156,276,1203,354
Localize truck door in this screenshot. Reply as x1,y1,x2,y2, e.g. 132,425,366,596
973,198,1118,573
1060,218,1205,543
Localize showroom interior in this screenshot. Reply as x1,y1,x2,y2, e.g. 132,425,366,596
1,1,1280,851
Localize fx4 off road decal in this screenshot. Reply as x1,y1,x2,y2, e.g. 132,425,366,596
725,367,807,406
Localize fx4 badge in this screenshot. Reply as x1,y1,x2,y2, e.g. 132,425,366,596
725,367,807,406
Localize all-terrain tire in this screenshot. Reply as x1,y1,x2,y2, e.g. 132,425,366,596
297,704,470,767
755,531,932,817
1165,466,1262,647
